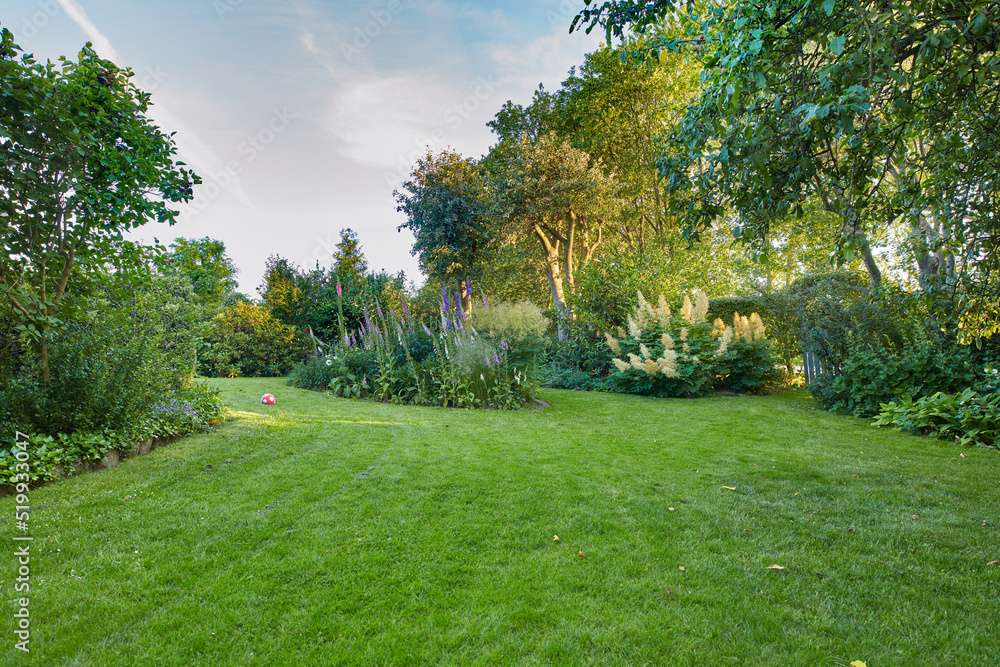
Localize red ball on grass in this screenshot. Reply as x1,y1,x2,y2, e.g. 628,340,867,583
261,394,275,405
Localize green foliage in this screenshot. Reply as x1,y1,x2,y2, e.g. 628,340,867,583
709,291,801,372
0,30,197,377
287,355,337,391
714,336,784,395
257,232,406,347
0,290,171,440
202,302,308,378
316,303,538,410
0,383,224,487
394,150,494,297
155,237,240,309
809,335,977,418
873,388,999,449
575,0,1000,299
467,300,549,370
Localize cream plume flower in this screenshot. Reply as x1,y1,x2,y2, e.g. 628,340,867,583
604,331,622,354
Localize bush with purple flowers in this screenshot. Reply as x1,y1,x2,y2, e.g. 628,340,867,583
289,291,540,409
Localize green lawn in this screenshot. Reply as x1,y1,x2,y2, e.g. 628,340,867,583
3,378,999,665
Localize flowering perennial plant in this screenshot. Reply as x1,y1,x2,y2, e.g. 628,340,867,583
312,293,540,409
606,290,780,397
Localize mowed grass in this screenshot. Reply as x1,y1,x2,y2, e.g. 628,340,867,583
3,379,999,666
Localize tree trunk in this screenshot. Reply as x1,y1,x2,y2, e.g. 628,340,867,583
534,222,570,341
562,212,576,303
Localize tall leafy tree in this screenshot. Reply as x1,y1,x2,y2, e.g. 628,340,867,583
394,150,493,316
155,237,239,308
492,132,620,336
0,30,197,379
573,0,1000,306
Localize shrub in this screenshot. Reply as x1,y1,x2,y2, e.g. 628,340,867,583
0,383,224,488
468,300,549,371
709,292,800,373
606,290,782,398
873,388,999,449
713,316,784,394
287,355,337,390
809,335,978,417
0,301,171,441
203,302,309,377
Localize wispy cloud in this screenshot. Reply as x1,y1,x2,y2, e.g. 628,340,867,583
54,0,255,208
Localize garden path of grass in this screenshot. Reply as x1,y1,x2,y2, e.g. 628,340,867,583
2,379,999,666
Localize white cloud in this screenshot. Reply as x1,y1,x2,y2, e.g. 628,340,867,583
490,23,604,93
55,0,255,208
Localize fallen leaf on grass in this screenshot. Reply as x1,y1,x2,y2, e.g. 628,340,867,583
578,551,585,557
553,535,560,542
987,560,1000,566
850,661,867,667
767,564,786,570
679,566,686,572
669,507,676,511
721,486,736,491
912,515,920,520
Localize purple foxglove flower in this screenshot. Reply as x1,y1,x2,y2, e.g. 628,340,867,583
501,338,508,351
465,278,471,298
422,324,432,336
482,293,488,308
485,355,491,367
454,293,460,315
344,334,350,346
336,280,342,297
402,301,409,317
377,304,383,318
493,352,499,365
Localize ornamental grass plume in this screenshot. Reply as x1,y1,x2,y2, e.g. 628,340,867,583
636,292,656,328
692,289,710,322
712,318,726,336
681,294,693,321
656,295,671,323
628,314,642,340
715,326,734,357
628,353,644,370
605,331,622,354
656,354,679,378
640,359,660,376
750,312,766,340
661,332,674,349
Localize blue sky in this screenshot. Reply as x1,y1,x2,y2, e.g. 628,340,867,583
4,0,602,294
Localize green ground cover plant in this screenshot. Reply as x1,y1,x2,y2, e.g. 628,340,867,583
2,378,997,665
